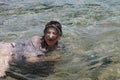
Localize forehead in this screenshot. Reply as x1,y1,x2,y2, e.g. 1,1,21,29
46,27,58,32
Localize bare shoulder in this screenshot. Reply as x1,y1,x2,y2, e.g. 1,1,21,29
26,35,43,47
30,35,43,43
31,35,42,40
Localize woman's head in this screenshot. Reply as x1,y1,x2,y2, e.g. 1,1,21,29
44,21,62,36
44,21,62,46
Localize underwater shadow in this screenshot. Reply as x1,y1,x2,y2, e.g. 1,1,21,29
6,56,56,80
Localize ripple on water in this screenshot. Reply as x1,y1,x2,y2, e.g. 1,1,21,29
0,0,120,79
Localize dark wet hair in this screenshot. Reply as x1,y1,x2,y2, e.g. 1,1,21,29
44,21,62,36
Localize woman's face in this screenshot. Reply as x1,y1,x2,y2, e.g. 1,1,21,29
45,27,59,41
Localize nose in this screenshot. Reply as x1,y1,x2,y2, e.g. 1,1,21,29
49,33,54,38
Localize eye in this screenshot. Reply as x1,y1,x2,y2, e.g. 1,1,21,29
53,32,57,35
46,31,51,34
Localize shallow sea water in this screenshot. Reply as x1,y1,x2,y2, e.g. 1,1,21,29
0,0,120,80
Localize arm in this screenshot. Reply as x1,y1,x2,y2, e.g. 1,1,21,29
25,55,60,62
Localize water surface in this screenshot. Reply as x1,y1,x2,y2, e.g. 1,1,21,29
0,0,120,80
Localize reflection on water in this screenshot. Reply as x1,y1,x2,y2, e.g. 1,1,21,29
0,0,120,80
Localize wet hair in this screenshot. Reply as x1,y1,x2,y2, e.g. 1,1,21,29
44,21,62,36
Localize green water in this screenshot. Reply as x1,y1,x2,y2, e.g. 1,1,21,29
0,0,120,80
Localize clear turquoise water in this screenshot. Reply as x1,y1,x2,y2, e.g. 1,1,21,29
0,0,120,80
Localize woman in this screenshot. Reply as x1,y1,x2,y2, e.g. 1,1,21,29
11,21,64,62
0,21,65,79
